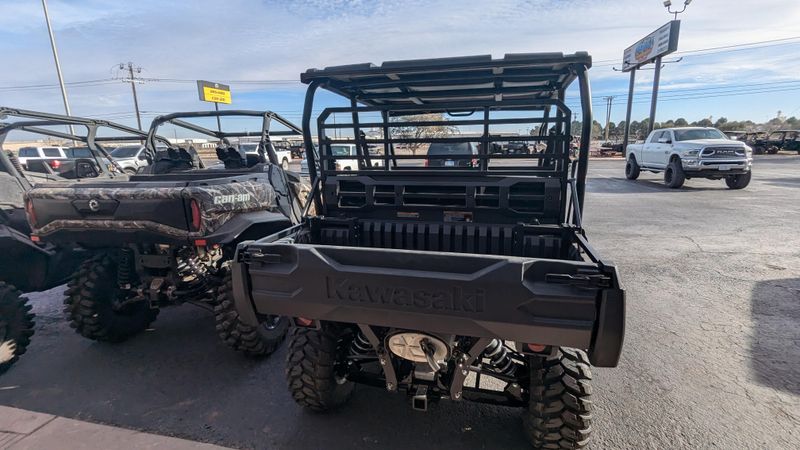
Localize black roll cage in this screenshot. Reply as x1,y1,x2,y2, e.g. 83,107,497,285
299,53,593,227
0,106,169,178
144,110,303,166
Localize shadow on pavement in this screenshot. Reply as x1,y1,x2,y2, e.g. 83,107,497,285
587,177,724,194
0,305,529,450
749,278,800,395
761,177,800,188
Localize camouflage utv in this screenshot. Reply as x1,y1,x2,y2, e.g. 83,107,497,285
1,107,153,373
25,110,308,356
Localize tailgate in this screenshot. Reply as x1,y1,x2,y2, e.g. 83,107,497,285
27,180,278,244
27,183,190,242
234,242,625,367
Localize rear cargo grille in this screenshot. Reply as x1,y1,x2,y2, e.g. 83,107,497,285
333,179,555,215
316,220,564,258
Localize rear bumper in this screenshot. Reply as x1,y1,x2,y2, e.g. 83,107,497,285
233,242,625,367
31,211,291,247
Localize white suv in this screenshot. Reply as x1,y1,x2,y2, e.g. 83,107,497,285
17,146,66,169
625,127,753,189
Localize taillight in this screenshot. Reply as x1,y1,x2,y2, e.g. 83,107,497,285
25,198,37,227
424,159,429,167
48,160,61,169
189,199,201,231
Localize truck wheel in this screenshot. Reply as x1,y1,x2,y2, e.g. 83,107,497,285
63,254,158,343
725,171,751,189
664,159,685,188
286,323,354,411
281,158,290,171
214,268,287,357
524,348,593,450
624,157,640,180
0,283,35,375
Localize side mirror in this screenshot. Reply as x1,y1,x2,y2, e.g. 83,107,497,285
138,153,147,161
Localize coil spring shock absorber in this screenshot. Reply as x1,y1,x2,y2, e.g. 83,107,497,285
349,331,373,356
117,248,134,289
483,339,516,376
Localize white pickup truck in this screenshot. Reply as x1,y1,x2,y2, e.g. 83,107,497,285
240,142,292,170
625,127,753,189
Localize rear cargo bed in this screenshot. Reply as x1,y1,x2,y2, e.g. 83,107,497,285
26,172,278,245
233,223,625,367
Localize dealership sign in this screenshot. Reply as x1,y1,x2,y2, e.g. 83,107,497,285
196,80,232,104
622,21,681,72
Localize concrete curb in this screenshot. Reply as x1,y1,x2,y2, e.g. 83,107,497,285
0,406,231,450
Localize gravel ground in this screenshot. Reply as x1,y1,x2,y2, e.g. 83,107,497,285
1,155,798,449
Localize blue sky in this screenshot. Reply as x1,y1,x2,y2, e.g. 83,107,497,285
1,0,799,135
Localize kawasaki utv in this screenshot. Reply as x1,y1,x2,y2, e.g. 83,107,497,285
230,53,625,448
1,107,154,373
25,110,309,356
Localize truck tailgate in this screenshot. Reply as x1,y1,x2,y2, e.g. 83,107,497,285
235,242,625,367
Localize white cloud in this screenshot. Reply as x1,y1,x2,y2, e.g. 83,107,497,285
1,0,799,125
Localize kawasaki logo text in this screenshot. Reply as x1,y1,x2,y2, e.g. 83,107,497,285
326,277,484,313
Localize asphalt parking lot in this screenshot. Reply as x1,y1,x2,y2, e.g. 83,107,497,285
1,155,798,449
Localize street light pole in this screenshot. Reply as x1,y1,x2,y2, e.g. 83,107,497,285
664,0,692,21
41,0,74,135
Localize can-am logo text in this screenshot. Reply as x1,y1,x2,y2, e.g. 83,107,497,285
326,277,485,313
213,193,251,205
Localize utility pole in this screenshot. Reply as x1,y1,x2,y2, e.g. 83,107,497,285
603,96,614,141
120,62,143,130
41,0,74,135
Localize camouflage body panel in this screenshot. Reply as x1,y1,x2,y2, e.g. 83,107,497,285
26,179,278,240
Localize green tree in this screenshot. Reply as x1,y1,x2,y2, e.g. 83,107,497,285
674,118,689,127
390,113,457,155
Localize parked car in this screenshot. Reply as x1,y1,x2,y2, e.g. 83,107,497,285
425,142,478,167
505,141,530,154
109,144,158,174
625,127,753,189
328,143,384,170
239,142,292,170
22,146,116,179
16,146,65,169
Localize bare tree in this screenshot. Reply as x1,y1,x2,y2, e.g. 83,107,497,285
390,113,458,155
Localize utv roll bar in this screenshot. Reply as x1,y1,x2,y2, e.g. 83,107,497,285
144,110,303,166
0,107,170,177
299,52,593,224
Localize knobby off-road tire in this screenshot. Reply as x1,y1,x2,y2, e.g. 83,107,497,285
214,268,288,357
725,171,752,189
63,254,158,343
524,348,593,450
286,324,354,411
664,159,686,188
0,283,35,375
625,157,640,180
